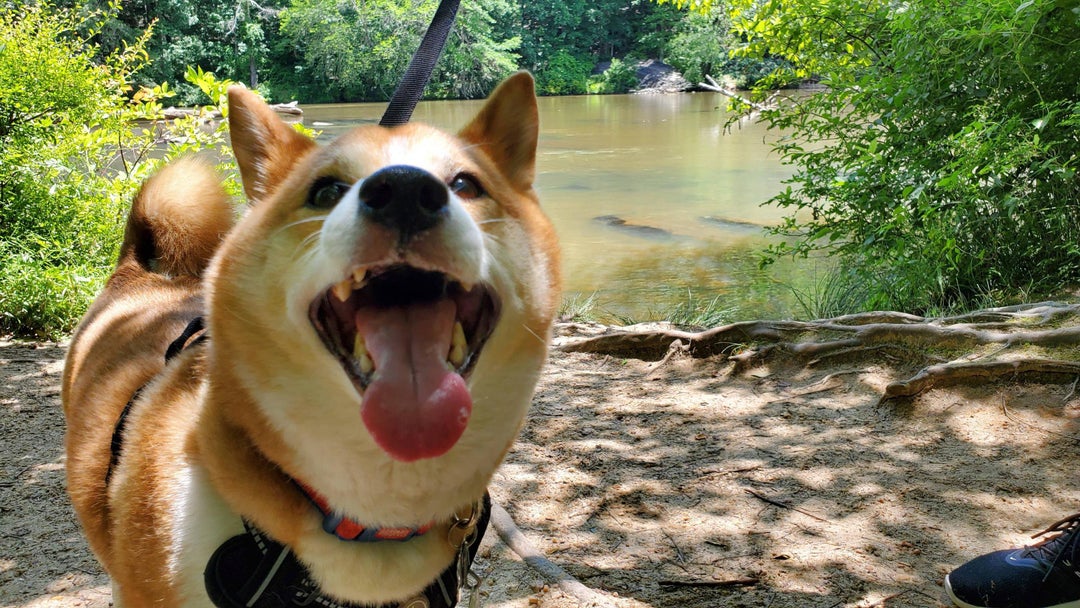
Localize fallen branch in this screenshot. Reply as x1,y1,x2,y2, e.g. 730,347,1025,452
489,501,619,607
744,489,830,523
783,369,869,398
658,578,758,589
699,75,777,113
646,339,690,376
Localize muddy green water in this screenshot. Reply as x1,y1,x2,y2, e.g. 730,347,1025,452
302,93,813,323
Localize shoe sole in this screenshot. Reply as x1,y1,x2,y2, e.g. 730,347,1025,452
945,573,1080,608
945,575,986,608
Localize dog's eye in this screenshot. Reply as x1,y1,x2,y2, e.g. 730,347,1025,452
449,174,484,200
307,178,351,209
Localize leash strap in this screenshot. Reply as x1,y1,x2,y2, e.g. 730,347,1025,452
379,0,461,127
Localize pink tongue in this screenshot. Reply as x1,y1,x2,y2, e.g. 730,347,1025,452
356,299,471,462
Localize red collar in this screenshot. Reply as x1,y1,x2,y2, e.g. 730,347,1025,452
294,480,434,542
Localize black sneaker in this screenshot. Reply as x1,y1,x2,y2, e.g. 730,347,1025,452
945,513,1080,608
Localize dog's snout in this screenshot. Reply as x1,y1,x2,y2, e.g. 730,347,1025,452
358,165,448,240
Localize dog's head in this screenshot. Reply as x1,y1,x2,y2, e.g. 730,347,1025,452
206,73,560,524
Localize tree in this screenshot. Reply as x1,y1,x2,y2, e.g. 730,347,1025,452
430,0,521,100
276,0,521,102
94,0,284,103
661,4,782,88
0,2,148,335
664,0,1080,313
0,2,245,337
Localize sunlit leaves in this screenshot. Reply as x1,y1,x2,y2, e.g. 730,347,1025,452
276,0,520,101
730,0,1080,311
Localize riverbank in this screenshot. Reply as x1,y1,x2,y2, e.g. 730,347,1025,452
5,313,1080,607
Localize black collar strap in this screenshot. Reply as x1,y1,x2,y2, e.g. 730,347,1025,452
205,494,491,608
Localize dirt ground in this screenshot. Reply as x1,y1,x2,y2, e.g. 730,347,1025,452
4,320,1080,608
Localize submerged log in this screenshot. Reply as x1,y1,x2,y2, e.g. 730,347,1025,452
269,101,303,115
160,101,302,120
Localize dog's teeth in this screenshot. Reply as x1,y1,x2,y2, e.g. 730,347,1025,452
354,334,374,374
352,268,367,288
332,278,352,302
448,321,466,367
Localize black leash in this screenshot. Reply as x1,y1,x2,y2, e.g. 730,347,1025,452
379,0,461,127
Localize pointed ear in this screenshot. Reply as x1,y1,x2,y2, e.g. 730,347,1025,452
458,72,538,190
227,85,316,204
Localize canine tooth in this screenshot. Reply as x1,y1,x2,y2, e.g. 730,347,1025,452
332,278,352,302
448,321,466,367
354,334,374,374
352,268,367,287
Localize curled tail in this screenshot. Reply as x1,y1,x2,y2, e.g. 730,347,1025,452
119,157,234,278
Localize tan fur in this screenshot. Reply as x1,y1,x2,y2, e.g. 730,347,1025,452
63,72,560,607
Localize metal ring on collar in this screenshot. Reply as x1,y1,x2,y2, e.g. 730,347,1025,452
447,501,481,549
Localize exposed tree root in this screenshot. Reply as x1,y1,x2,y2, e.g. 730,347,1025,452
556,302,1080,403
489,501,621,607
880,358,1080,403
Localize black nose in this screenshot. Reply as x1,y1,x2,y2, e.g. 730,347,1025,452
357,165,448,240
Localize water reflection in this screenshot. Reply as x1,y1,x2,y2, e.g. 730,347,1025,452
302,93,803,323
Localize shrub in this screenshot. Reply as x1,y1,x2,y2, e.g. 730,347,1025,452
0,3,243,337
726,0,1080,313
535,50,592,95
590,57,639,94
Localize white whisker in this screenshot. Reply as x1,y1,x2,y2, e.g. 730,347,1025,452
522,323,546,345
482,232,507,249
292,230,323,259
275,215,328,236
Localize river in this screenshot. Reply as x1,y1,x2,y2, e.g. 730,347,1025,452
301,92,813,324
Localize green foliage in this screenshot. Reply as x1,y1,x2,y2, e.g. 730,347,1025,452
784,266,876,320
723,0,1080,313
277,0,520,102
557,292,601,323
0,2,137,337
662,7,726,84
77,0,782,102
99,0,285,104
659,290,733,329
0,2,244,337
535,50,592,95
589,58,638,94
656,3,786,89
429,0,521,99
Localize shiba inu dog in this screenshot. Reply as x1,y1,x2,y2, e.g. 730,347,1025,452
62,72,560,607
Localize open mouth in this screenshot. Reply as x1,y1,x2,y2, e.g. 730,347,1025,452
309,265,500,461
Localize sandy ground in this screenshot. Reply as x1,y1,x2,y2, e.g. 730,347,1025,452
4,322,1080,608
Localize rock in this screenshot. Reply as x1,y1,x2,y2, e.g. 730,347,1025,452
633,59,692,94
